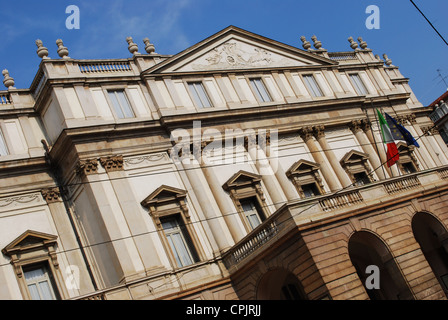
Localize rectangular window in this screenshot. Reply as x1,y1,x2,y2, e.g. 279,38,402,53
354,172,371,186
250,78,272,102
23,264,59,300
240,197,266,230
402,162,417,174
188,82,213,108
301,183,321,198
303,75,323,97
0,129,8,156
161,215,198,268
107,90,134,119
349,74,368,95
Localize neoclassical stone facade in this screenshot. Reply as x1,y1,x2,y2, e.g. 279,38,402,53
0,26,448,300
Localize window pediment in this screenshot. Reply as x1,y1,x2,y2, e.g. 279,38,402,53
340,150,369,165
222,170,262,191
2,230,58,257
140,185,187,208
286,159,320,178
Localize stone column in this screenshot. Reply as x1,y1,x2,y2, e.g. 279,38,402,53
76,158,146,282
245,135,287,210
299,127,341,191
99,155,163,275
350,120,386,180
407,114,437,169
41,187,97,294
179,149,234,252
195,147,246,243
313,125,353,188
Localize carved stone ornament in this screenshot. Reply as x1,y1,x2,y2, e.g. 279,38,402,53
126,37,139,55
298,126,314,142
56,39,69,59
2,69,15,89
348,37,358,50
100,155,124,172
35,39,49,59
300,36,311,50
349,119,364,134
312,125,326,139
143,38,155,54
357,37,368,50
76,158,99,176
41,187,61,204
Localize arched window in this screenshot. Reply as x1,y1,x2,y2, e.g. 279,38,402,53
256,268,307,300
412,212,448,296
348,231,414,300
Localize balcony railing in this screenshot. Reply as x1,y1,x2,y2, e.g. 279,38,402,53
384,175,421,194
78,60,132,73
328,52,357,61
221,167,448,271
0,92,11,105
223,219,279,268
319,189,363,211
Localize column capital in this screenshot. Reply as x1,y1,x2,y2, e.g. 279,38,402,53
298,126,314,142
100,155,124,173
349,120,363,134
76,158,99,176
312,125,325,139
41,187,62,204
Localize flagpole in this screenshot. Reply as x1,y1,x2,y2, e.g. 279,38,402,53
366,100,387,180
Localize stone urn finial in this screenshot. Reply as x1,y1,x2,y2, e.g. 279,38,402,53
383,54,392,66
36,39,49,59
56,39,69,59
2,69,15,89
300,36,311,50
357,37,368,50
348,37,358,50
311,35,322,50
126,37,139,55
143,38,155,54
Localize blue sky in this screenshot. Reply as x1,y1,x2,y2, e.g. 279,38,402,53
0,0,446,105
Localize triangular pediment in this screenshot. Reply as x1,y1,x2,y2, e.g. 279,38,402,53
223,170,261,191
340,150,369,164
2,230,58,256
286,159,320,177
141,185,187,207
143,26,336,75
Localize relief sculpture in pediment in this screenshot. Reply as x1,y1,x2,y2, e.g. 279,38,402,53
192,41,279,70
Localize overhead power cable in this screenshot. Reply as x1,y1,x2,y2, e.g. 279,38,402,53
410,0,448,46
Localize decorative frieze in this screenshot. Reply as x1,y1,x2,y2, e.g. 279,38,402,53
100,155,124,173
0,193,43,209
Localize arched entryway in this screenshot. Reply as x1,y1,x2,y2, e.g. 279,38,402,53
412,212,448,296
256,268,307,300
348,231,414,300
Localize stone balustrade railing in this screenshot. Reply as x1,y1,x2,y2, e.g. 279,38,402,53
78,60,132,73
0,92,11,105
328,52,357,61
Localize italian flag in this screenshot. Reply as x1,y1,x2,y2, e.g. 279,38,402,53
377,109,399,167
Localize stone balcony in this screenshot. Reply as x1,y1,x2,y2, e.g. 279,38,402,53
222,165,448,274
